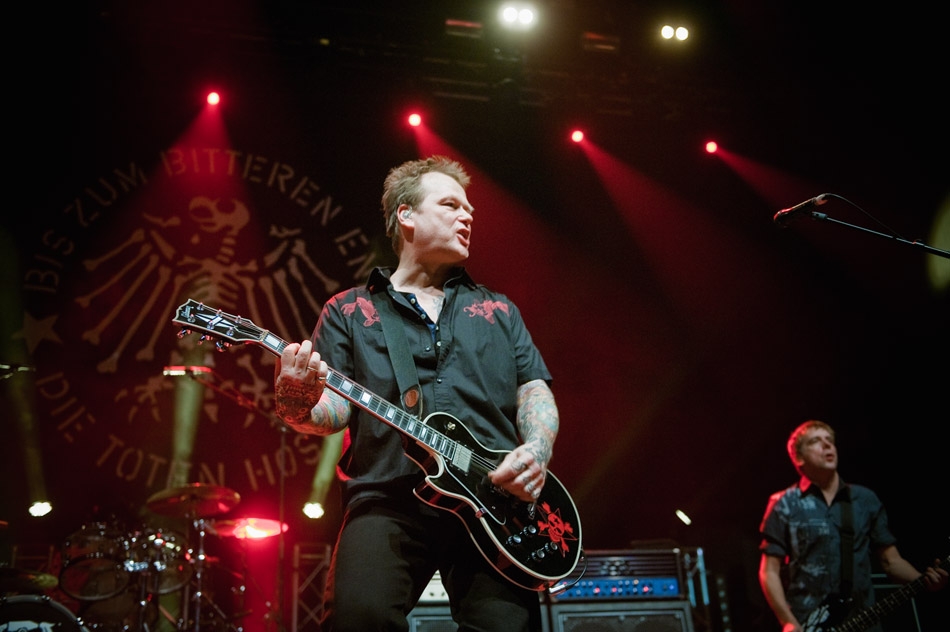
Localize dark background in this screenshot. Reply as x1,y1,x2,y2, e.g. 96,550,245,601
3,1,948,631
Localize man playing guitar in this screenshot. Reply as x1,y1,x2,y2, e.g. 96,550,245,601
758,420,946,632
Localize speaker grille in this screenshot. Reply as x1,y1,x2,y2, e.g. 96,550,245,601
549,601,694,632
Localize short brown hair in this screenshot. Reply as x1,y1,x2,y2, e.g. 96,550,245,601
381,155,471,254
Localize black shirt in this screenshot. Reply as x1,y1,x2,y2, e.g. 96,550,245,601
312,266,552,506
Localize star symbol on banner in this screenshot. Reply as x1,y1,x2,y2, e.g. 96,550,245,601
13,312,63,354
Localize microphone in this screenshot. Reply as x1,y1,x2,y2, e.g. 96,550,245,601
773,194,828,226
163,365,213,376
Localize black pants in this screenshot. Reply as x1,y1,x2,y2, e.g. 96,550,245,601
321,495,543,632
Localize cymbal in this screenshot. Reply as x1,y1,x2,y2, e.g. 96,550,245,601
0,567,58,593
146,483,241,518
212,517,287,539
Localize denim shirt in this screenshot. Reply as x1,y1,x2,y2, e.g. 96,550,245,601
759,478,897,626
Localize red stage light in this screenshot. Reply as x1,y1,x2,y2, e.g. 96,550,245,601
570,129,585,143
207,91,221,105
408,113,422,127
705,141,718,154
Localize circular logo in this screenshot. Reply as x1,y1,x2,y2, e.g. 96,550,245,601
12,143,377,529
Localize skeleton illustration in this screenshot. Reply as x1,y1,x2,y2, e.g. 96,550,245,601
73,190,347,431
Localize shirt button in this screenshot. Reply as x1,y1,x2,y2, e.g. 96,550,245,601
425,346,431,352
437,378,443,384
435,341,442,347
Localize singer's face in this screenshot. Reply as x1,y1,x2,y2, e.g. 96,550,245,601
408,172,474,264
796,427,838,474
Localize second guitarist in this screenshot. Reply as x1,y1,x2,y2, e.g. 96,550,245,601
758,420,947,632
274,156,567,632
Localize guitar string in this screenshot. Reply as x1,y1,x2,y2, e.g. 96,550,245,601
186,306,532,493
182,307,583,579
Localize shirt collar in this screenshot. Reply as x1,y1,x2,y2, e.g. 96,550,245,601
798,475,850,500
365,266,476,293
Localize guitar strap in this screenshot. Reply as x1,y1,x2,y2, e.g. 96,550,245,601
370,288,424,418
839,486,854,600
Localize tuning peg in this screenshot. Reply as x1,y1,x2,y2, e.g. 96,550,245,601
215,340,230,351
177,328,191,339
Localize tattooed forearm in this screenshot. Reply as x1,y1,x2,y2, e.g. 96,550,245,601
275,379,351,434
320,390,352,432
516,378,559,466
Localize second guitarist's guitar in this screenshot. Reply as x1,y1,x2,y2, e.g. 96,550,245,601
172,299,583,592
802,554,948,632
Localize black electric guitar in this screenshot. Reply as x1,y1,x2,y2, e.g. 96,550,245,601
802,554,947,632
172,299,582,592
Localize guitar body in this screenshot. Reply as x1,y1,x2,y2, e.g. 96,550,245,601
800,595,851,632
406,412,582,591
172,299,583,592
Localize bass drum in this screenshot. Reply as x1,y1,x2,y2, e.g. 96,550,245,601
0,594,87,632
60,522,131,602
78,590,157,632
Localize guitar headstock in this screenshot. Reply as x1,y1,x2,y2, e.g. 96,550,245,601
173,299,264,350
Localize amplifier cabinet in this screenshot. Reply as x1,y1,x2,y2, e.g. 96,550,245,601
407,602,551,632
551,548,686,602
406,604,455,632
547,600,695,632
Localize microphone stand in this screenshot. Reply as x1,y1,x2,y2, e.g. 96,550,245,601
164,365,291,632
786,193,950,260
806,211,950,259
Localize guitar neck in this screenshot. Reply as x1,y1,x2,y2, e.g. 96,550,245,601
235,317,460,460
832,555,947,632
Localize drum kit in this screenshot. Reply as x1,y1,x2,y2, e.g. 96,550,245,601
1,483,286,632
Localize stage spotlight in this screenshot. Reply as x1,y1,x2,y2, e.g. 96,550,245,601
705,141,718,154
29,501,52,517
570,129,585,143
499,3,537,31
303,499,325,520
408,112,422,127
660,25,689,42
303,432,344,520
206,91,221,105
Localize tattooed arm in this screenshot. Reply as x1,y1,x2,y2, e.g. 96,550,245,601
488,378,559,501
274,339,351,435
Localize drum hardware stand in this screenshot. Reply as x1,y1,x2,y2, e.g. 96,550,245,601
120,529,188,632
177,515,227,632
184,516,210,632
145,483,241,632
124,554,158,632
164,364,292,632
177,539,246,632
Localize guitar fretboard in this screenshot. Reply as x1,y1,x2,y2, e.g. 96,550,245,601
181,301,473,470
828,554,948,632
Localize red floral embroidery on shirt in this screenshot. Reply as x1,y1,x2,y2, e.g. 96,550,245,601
463,299,509,324
341,297,379,326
